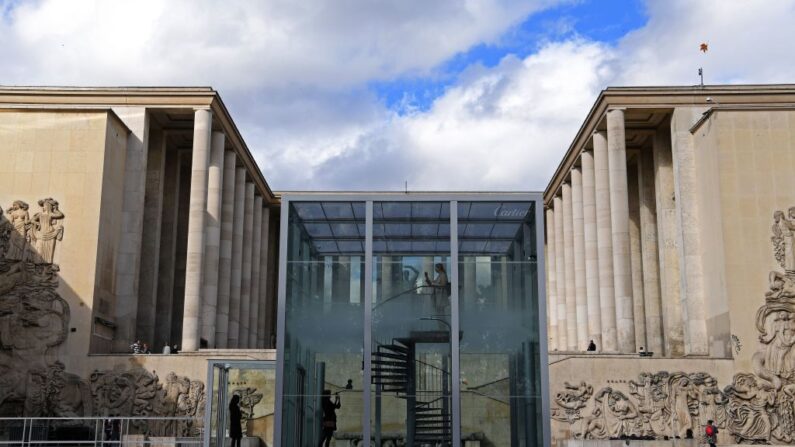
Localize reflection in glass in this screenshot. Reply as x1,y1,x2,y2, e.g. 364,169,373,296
208,364,276,447
282,202,364,446
458,202,543,446
371,202,452,446
279,198,544,446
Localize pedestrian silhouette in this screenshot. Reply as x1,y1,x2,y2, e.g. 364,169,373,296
319,389,341,447
229,394,242,447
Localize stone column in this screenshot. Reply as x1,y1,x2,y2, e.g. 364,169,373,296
136,129,166,346
181,108,212,352
639,146,664,354
571,168,588,349
593,131,617,351
562,182,577,350
606,108,636,353
654,126,684,356
257,207,271,348
545,208,558,351
581,150,602,348
215,151,237,348
228,168,246,348
628,158,647,350
249,196,263,348
671,107,709,355
239,182,255,348
553,196,568,349
153,147,182,350
111,107,149,352
201,131,225,348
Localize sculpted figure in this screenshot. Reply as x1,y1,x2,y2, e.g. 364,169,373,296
30,198,64,265
5,201,29,261
552,381,593,422
583,387,639,439
765,271,795,303
724,373,774,443
666,373,699,438
753,305,795,390
695,375,727,429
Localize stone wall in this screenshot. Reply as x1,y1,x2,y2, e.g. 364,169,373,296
550,200,795,445
0,110,278,440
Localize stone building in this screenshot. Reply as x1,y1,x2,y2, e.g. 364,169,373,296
0,87,278,443
545,85,795,445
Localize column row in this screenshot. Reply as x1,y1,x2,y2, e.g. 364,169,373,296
133,108,273,352
546,109,705,356
181,109,273,351
547,109,642,353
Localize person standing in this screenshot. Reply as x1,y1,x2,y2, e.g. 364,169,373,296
705,419,718,447
229,394,242,447
319,390,341,447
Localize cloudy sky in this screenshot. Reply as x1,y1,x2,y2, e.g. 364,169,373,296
1,0,793,191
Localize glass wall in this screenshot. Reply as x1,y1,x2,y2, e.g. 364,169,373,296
278,196,546,447
281,202,365,446
371,202,451,446
458,202,542,446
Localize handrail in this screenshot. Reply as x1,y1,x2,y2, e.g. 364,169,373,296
373,284,449,310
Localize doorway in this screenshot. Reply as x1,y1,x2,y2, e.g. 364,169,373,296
205,360,276,447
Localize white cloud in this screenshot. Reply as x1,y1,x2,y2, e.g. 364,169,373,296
303,40,614,191
0,0,553,88
2,0,794,192
615,0,795,86
296,0,795,191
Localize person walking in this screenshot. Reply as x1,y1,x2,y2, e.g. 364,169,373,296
319,390,341,447
229,394,242,447
705,419,718,447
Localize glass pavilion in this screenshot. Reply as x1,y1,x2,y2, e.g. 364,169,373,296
274,193,550,447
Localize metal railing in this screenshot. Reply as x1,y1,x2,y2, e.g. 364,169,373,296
0,417,202,446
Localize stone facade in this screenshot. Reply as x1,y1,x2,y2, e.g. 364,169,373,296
0,88,279,429
546,88,795,445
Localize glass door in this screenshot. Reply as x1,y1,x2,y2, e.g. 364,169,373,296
205,360,277,447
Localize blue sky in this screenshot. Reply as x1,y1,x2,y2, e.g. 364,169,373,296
372,0,648,113
1,0,793,190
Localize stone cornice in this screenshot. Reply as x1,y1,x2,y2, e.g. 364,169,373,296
543,84,795,205
0,86,276,204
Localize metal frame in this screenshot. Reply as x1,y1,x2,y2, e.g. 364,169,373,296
273,192,549,447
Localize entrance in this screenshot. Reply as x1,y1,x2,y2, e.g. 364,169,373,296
205,360,276,447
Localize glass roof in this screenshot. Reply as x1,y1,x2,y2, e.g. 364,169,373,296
290,200,533,256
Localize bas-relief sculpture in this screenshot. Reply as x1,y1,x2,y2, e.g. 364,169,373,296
552,206,795,444
0,199,208,435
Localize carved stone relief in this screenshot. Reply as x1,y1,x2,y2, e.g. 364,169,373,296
0,198,210,432
551,206,795,444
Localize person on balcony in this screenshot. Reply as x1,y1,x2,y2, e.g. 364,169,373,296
425,263,450,323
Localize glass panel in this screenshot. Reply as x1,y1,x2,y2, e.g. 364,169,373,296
227,366,277,447
282,202,365,447
209,364,223,447
371,201,452,447
208,363,276,447
458,201,543,446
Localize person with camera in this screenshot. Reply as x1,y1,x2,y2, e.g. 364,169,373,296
319,389,341,447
